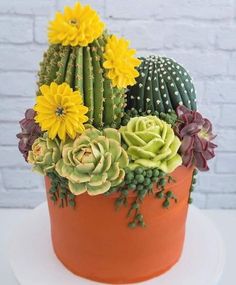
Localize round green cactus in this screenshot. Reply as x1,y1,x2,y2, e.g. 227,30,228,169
120,116,182,173
28,134,61,175
55,127,129,195
37,34,126,128
126,55,197,114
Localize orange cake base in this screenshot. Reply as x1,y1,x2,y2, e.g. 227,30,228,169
45,166,193,284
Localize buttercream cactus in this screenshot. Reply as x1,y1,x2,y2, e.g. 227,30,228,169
126,55,196,115
56,127,129,195
28,134,61,175
37,3,141,128
120,116,182,173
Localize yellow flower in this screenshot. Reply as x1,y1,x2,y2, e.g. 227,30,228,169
34,82,88,141
103,35,141,89
48,2,105,47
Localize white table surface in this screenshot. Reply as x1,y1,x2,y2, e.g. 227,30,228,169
0,208,235,285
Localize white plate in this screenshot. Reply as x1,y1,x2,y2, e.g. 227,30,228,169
8,203,225,285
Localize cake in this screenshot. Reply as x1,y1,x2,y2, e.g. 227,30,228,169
16,2,217,284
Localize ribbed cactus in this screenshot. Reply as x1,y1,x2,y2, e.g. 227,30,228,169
126,55,197,114
37,35,126,128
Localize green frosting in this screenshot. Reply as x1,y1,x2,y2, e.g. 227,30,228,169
56,127,129,196
120,116,182,173
28,134,61,175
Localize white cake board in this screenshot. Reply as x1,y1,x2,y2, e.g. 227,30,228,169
8,203,225,285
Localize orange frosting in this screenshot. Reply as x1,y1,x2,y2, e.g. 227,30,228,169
45,166,193,284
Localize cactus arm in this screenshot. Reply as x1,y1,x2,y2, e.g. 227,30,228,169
152,61,166,113
65,47,76,87
74,47,84,99
136,61,149,112
83,46,94,123
90,45,104,128
93,39,115,126
144,60,154,114
55,46,71,85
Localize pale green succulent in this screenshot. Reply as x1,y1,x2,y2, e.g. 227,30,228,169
28,134,61,175
56,127,129,196
120,116,182,173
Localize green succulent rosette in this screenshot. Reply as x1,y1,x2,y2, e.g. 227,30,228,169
56,127,129,196
120,116,182,173
28,134,61,175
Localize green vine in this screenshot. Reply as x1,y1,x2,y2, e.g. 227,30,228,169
47,172,76,208
106,167,177,229
188,168,198,204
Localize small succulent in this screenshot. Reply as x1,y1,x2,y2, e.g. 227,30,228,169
175,105,217,171
16,109,42,161
120,116,182,173
28,134,61,175
56,127,129,196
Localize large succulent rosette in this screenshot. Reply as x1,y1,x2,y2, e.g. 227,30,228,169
120,116,182,173
56,127,129,195
28,134,61,175
16,109,42,161
175,105,217,171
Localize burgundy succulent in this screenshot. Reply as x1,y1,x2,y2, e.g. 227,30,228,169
175,105,217,171
16,109,42,161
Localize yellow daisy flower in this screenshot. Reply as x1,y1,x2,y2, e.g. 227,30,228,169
34,82,88,141
48,2,105,47
103,35,141,89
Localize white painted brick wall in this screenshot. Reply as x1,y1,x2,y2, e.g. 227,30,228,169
0,0,235,208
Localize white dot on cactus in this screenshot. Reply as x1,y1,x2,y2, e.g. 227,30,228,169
155,87,159,91
184,72,187,76
194,98,197,102
176,77,180,81
176,66,180,69
154,70,157,74
179,101,183,105
147,110,151,114
131,108,135,111
154,77,157,80
184,90,187,93
163,94,167,97
171,83,174,87
181,83,184,87
163,71,167,75
156,100,161,105
168,109,171,112
172,72,176,75
188,100,191,104
175,91,179,95
161,85,164,90
141,72,145,77
146,98,151,102
191,88,193,92
168,67,171,71
139,83,143,88
167,76,171,80
147,86,150,90
166,101,169,105
185,79,189,82
131,95,134,99
137,96,140,100
148,77,151,81
161,79,164,83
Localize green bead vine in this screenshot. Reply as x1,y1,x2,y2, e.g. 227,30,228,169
106,167,177,229
47,172,76,208
188,168,198,204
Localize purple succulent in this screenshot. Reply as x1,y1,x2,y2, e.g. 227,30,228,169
16,109,42,161
175,105,217,171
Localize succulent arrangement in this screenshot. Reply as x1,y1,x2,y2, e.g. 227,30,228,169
17,2,217,228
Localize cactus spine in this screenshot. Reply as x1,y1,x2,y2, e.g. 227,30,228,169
37,35,126,128
126,55,197,114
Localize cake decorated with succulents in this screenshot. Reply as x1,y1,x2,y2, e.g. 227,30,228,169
17,2,217,284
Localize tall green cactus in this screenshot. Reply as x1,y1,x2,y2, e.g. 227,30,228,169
126,55,197,114
37,35,126,129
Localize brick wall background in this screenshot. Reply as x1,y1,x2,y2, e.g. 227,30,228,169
0,0,235,208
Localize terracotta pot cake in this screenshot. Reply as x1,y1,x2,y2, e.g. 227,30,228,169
17,2,217,284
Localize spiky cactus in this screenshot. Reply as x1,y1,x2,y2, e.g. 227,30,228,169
126,55,197,114
37,35,126,129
